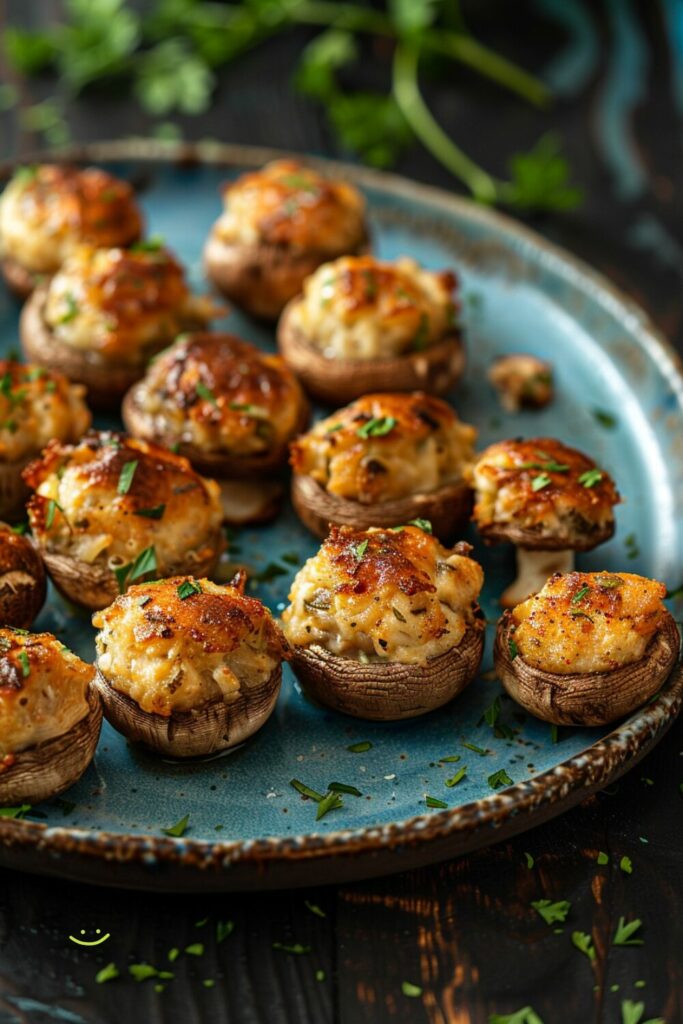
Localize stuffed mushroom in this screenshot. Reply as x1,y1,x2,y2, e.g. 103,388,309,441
282,524,485,720
278,254,465,405
0,359,91,520
0,628,101,805
24,431,224,610
93,573,289,757
20,242,219,408
471,438,620,607
204,158,368,320
290,392,476,540
122,331,308,525
0,163,142,298
494,571,680,725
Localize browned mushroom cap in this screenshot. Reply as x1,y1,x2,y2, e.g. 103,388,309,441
278,298,465,405
0,687,102,805
93,665,281,758
495,608,679,726
291,473,472,542
0,524,46,628
20,286,148,410
0,460,32,522
291,623,484,721
1,257,39,301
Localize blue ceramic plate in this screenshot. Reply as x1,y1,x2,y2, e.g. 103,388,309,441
0,141,681,892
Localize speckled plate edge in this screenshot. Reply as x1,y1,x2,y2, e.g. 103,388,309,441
0,139,681,892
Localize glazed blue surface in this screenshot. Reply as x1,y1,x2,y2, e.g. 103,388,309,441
1,156,681,845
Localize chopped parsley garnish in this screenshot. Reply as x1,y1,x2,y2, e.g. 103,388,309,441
95,963,119,984
489,1007,544,1023
620,999,664,1024
196,381,218,406
290,779,325,801
272,942,311,954
445,766,467,788
216,920,234,943
488,769,513,790
407,518,432,533
531,473,551,492
571,930,596,960
625,534,640,559
519,460,569,473
117,460,138,495
401,981,423,998
17,650,30,678
392,606,407,622
129,963,159,982
578,468,603,488
509,637,519,660
45,498,62,530
325,422,343,433
597,851,609,865
327,782,362,796
279,173,318,191
531,899,571,925
11,522,27,535
482,696,515,739
162,815,189,837
316,790,343,820
524,852,534,869
177,580,202,600
425,795,447,809
315,969,326,982
354,539,369,560
356,416,397,439
138,595,152,608
347,741,372,753
412,313,430,350
167,948,180,962
593,408,617,429
114,545,157,593
463,741,488,756
130,236,164,252
57,292,79,324
304,900,327,918
596,574,623,589
571,585,591,605
613,916,643,946
135,504,165,519
229,402,268,417
185,943,204,956
439,754,461,763
620,855,633,874
0,803,31,818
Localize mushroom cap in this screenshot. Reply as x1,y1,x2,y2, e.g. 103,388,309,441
0,460,31,523
1,257,37,301
291,472,472,542
278,299,466,406
289,622,484,721
93,665,281,757
0,524,46,628
0,685,102,805
494,609,680,726
204,232,369,321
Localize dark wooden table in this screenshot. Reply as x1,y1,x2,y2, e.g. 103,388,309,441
0,4,682,1022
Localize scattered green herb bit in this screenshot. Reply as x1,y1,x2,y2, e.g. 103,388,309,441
135,504,165,519
593,409,618,429
596,574,624,590
0,804,31,818
117,459,138,495
413,313,430,351
597,851,609,865
571,930,596,961
407,518,433,533
11,522,27,535
641,777,654,787
170,442,181,454
488,769,514,790
115,545,158,593
325,422,343,434
439,754,461,764
290,778,325,802
185,943,204,956
154,983,165,993
95,962,119,984
158,971,174,980
195,917,208,927
613,916,643,947
531,473,551,492
304,900,326,918
625,534,640,560
252,562,288,583
17,650,30,678
354,539,369,560
392,606,407,623
578,468,603,488
316,790,343,820
216,920,234,943
524,852,534,869
482,696,515,739
162,814,189,837
489,1008,545,1024
531,898,571,925
508,638,519,661
611,985,620,993
131,236,164,253
167,948,179,963
463,741,488,756
550,724,559,744
634,981,646,989
445,766,467,788
572,586,591,605
519,460,569,474
196,381,218,406
327,782,362,797
129,963,158,982
138,595,152,608
45,380,57,393
621,999,665,1024
425,795,447,809
401,980,423,998
57,292,79,324
347,741,372,753
315,969,326,982
272,942,311,954
45,498,62,530
620,855,633,875
177,580,202,600
201,979,214,988
356,415,397,439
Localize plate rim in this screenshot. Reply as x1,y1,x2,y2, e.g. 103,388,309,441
1,138,682,883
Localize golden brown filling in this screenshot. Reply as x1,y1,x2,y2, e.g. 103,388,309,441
213,159,366,252
131,332,306,457
43,244,217,364
291,392,475,503
94,575,289,716
509,571,668,674
0,629,93,757
25,432,222,574
472,438,620,541
0,164,142,275
282,525,483,665
0,360,91,463
288,255,459,359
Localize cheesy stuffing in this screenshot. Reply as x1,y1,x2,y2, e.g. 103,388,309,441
0,360,91,463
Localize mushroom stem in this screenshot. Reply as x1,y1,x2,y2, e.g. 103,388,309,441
501,547,574,608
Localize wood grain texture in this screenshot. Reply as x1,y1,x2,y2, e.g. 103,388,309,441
1,2,683,1022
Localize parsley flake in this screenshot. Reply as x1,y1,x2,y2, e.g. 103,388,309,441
117,460,138,495
620,855,633,874
95,962,119,984
161,814,189,837
593,409,618,429
445,766,467,787
613,916,643,946
578,468,603,488
463,741,488,756
114,545,157,593
571,930,596,961
597,851,609,865
216,920,234,943
135,504,165,519
531,473,551,491
531,898,571,925
425,795,447,809
356,416,397,439
177,580,202,600
407,518,432,533
488,769,513,790
327,781,362,796
316,790,343,820
196,381,218,406
401,981,423,998
272,942,311,954
45,498,62,530
347,741,372,753
354,538,369,560
17,650,30,678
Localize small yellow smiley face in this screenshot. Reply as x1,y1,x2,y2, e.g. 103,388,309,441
68,928,111,947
